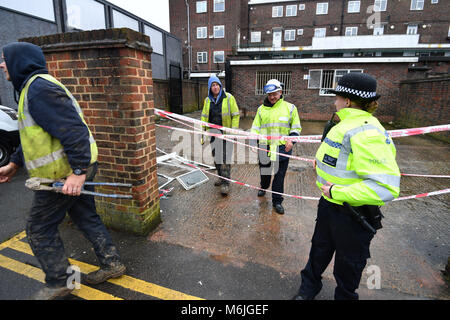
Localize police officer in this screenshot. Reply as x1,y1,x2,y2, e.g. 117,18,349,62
293,73,401,300
251,79,302,214
201,75,240,196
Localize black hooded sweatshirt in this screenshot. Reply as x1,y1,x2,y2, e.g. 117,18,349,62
4,42,92,171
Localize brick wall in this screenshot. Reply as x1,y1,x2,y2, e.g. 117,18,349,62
397,76,450,142
231,62,410,123
22,28,161,235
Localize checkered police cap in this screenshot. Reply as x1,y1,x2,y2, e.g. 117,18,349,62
327,72,381,101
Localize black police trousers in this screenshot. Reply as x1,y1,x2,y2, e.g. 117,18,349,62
297,197,374,300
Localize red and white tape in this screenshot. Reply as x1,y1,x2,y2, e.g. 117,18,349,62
393,188,450,202
156,111,450,179
155,108,450,141
157,148,450,202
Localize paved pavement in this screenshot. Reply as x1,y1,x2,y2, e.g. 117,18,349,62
0,111,448,304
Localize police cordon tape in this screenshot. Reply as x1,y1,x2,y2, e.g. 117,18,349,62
155,109,450,179
156,147,450,202
155,108,450,142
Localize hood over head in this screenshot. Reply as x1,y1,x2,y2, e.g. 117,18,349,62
2,42,48,92
208,75,223,103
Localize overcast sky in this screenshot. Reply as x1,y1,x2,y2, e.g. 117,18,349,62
107,0,170,32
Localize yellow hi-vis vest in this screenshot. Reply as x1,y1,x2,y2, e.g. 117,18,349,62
251,98,302,160
18,74,98,179
315,108,400,207
201,92,240,131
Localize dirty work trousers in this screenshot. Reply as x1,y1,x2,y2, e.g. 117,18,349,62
258,144,291,205
211,132,233,186
297,197,374,300
26,165,121,288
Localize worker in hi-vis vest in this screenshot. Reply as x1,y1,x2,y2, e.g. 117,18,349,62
293,72,401,300
201,75,240,196
251,79,302,215
0,42,125,300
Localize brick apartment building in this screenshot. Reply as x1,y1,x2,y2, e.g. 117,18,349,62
170,0,449,124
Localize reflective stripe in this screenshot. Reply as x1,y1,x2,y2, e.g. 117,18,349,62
316,175,328,185
324,137,343,149
317,175,351,186
362,174,400,188
336,124,377,169
252,126,261,132
25,149,66,171
363,180,395,202
316,159,359,179
261,123,291,129
231,112,240,117
291,124,302,129
201,113,209,118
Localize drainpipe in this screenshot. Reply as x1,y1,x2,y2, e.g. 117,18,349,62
185,0,192,79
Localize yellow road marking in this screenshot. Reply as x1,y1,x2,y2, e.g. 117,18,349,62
2,233,203,300
0,231,27,251
0,254,122,300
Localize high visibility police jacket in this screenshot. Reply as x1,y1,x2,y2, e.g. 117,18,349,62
251,98,302,160
18,74,98,179
201,91,240,131
315,108,400,207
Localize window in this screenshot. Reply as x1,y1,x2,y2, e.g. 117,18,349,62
213,0,225,12
66,0,105,30
113,10,139,32
299,4,306,10
345,27,358,36
314,28,326,37
410,0,424,10
297,29,304,36
256,71,292,95
316,2,328,15
308,69,363,95
197,26,207,39
284,29,296,41
213,25,225,38
144,25,164,55
286,5,297,16
197,52,207,63
0,0,55,21
407,24,418,35
374,0,387,11
251,31,261,43
272,6,283,17
448,26,450,37
213,51,225,63
431,0,438,3
373,26,384,35
196,1,207,13
348,1,361,13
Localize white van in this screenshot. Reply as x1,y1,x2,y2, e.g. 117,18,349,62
0,105,19,167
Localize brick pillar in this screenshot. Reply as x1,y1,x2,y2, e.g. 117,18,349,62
22,28,160,235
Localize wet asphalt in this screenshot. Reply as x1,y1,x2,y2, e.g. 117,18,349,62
0,112,448,303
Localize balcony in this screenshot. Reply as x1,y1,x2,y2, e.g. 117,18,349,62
236,34,450,53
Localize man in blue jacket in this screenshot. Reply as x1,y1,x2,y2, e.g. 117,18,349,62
0,42,125,299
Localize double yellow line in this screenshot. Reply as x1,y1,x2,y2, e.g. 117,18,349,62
0,231,203,300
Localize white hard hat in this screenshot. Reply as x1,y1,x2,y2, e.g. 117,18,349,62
264,79,283,94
